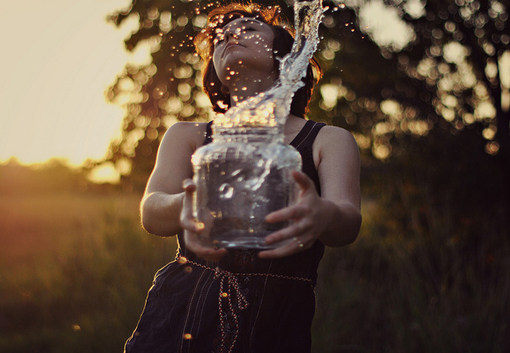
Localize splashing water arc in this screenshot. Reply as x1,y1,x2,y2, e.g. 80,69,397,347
192,0,324,249
213,0,324,129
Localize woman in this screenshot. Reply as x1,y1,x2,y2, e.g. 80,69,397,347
125,3,361,353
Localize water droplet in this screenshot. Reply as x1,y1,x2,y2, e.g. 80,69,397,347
219,183,234,199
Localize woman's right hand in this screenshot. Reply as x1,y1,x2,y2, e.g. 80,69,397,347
180,179,227,262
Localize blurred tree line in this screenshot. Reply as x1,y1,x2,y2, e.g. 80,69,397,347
104,0,509,185
0,158,121,195
0,158,88,195
101,0,509,347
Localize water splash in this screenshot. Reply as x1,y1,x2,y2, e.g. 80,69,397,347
213,0,324,129
219,183,234,198
192,0,324,249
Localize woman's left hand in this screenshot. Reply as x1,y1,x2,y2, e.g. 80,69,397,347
258,170,326,259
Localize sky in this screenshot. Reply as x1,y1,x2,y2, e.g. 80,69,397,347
0,0,150,169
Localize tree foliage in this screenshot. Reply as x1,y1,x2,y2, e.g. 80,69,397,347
104,0,509,192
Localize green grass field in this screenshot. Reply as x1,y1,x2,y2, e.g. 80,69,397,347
0,191,177,353
0,189,508,352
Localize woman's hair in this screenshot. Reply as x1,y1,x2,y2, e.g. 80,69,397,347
194,3,322,118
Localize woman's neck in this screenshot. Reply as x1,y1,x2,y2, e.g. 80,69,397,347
227,72,279,106
283,114,307,144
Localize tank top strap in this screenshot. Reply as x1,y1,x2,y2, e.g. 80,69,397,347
290,120,327,150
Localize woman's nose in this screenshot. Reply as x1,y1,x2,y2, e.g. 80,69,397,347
223,26,240,41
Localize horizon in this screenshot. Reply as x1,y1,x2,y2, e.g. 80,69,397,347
0,0,151,183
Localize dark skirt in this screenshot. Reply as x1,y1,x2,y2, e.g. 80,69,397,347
124,245,322,353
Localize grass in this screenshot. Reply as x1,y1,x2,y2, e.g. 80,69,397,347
0,191,177,353
1,189,509,352
312,198,510,353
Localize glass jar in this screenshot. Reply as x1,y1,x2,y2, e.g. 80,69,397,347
191,124,302,249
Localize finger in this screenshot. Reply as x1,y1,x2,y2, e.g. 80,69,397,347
180,179,202,232
266,218,314,245
182,179,196,192
265,204,310,223
264,221,305,244
258,237,305,259
180,200,204,234
180,215,205,234
180,195,201,231
292,170,313,193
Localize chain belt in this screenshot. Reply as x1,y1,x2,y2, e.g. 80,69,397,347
177,255,313,353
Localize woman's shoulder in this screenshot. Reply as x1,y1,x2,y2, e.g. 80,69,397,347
315,124,358,148
160,121,209,151
165,121,209,134
313,123,360,163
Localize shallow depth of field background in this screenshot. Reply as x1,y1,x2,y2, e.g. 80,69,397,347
1,158,508,352
1,0,509,352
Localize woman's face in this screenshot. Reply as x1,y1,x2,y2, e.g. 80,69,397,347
212,17,277,86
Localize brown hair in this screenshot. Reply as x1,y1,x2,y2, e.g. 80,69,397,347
194,3,322,118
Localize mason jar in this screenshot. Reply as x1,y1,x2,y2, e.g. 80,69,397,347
191,124,302,249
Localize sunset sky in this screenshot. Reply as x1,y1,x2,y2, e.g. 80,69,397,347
0,0,151,168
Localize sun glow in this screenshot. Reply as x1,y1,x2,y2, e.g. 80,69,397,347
0,0,151,171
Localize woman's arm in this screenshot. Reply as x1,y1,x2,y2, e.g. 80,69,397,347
260,125,362,258
140,122,204,236
140,121,228,261
314,125,362,246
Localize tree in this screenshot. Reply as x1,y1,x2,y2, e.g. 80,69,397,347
104,0,508,184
